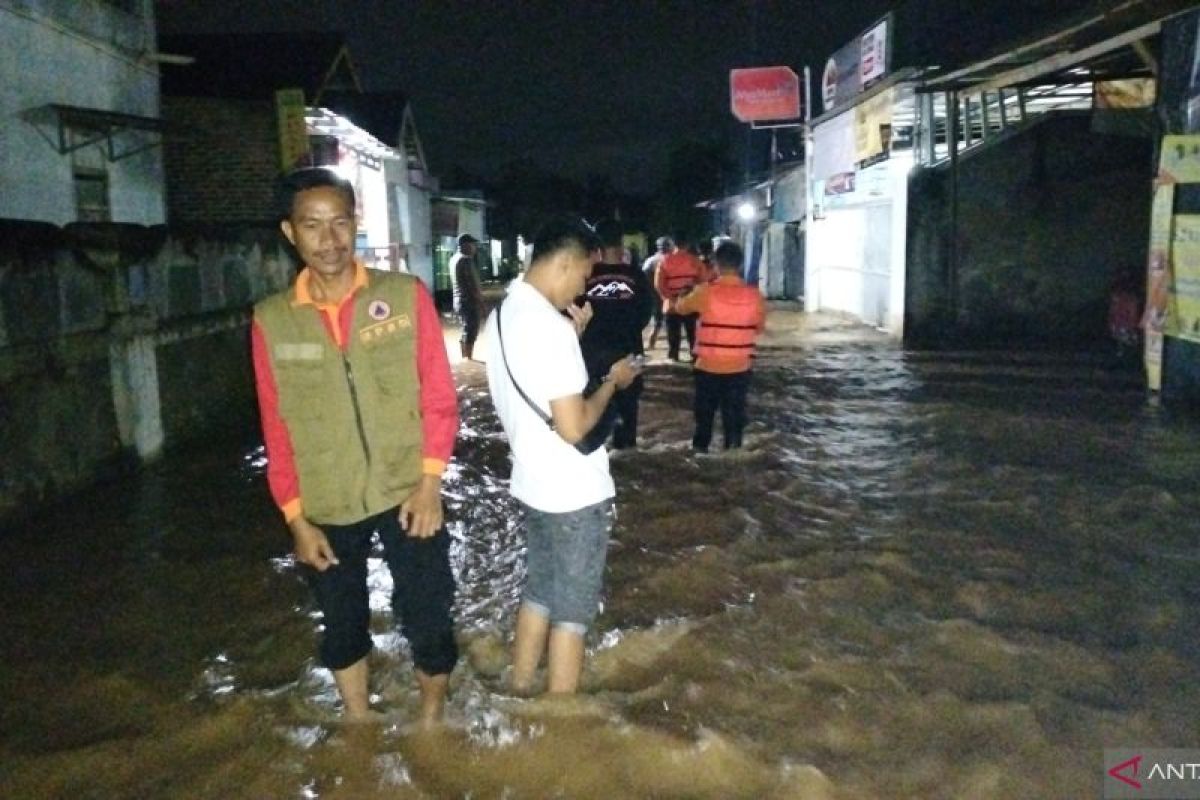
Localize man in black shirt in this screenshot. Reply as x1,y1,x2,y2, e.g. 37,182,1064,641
579,219,654,449
451,233,484,360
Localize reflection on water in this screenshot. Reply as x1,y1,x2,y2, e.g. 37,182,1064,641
2,313,1198,798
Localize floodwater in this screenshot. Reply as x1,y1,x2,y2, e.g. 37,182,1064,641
2,310,1199,799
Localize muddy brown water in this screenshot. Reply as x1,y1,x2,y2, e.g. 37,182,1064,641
2,312,1198,799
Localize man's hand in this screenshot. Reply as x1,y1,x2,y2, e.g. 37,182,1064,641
289,516,340,571
607,355,644,389
566,301,593,337
399,474,444,538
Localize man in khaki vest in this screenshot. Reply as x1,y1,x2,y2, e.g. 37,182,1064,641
252,168,459,724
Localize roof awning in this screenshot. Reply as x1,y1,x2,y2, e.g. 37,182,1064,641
918,0,1197,93
21,104,179,161
306,106,397,169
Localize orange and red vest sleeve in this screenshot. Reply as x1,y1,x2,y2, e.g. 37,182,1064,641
251,319,304,522
413,280,458,475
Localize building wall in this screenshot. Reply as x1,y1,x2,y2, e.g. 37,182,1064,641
906,113,1152,347
805,92,912,335
0,0,165,225
806,160,909,333
384,159,434,287
404,183,434,288
162,96,279,224
0,219,294,525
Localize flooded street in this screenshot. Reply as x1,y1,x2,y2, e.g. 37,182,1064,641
2,309,1199,799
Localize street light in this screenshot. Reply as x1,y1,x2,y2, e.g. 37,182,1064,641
736,201,757,222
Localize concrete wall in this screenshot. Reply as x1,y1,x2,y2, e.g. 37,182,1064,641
0,0,165,225
0,219,293,525
386,160,432,286
806,156,910,334
905,113,1152,347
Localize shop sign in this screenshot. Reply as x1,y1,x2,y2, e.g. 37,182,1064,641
730,66,801,122
275,88,309,171
821,13,892,115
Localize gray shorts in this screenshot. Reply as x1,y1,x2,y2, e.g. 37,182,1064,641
521,499,615,634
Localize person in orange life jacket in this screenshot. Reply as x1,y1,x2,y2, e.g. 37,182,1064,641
642,235,672,350
579,219,654,449
654,232,706,361
251,168,459,725
675,239,766,452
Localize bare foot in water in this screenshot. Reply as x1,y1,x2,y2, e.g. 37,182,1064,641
343,708,388,724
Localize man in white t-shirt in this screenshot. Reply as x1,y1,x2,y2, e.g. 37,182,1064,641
484,216,642,694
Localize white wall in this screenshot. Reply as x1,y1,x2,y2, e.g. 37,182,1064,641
354,157,389,251
457,203,485,242
0,1,165,225
805,103,910,336
382,161,433,287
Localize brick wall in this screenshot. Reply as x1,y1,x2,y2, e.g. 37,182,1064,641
163,96,281,225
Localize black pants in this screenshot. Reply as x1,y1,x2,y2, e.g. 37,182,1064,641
692,370,751,451
611,375,644,449
649,296,664,332
665,312,697,360
459,306,480,349
306,509,458,675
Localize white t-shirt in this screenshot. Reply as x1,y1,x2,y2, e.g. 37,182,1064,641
484,280,614,512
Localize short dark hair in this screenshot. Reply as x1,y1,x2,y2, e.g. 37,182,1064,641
593,218,623,248
712,240,744,271
530,216,599,265
276,167,356,222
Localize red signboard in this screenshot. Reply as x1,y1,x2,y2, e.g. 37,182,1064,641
730,66,801,122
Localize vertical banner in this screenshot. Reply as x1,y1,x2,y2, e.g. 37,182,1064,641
859,16,889,87
1144,135,1200,388
1144,184,1174,391
1168,215,1200,342
275,88,309,171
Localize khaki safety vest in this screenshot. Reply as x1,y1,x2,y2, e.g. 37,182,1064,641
255,273,423,524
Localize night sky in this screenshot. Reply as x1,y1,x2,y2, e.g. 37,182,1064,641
156,0,1099,194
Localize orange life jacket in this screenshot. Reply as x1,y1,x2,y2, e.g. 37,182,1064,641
658,251,703,299
695,282,761,361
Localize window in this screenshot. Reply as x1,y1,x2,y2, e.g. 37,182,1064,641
70,127,110,222
74,171,111,222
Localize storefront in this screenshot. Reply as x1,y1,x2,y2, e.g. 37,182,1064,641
801,14,913,334
806,77,915,335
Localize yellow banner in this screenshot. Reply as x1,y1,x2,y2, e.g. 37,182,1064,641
275,88,309,172
1159,135,1200,184
1095,78,1156,109
854,88,893,165
1168,215,1200,343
